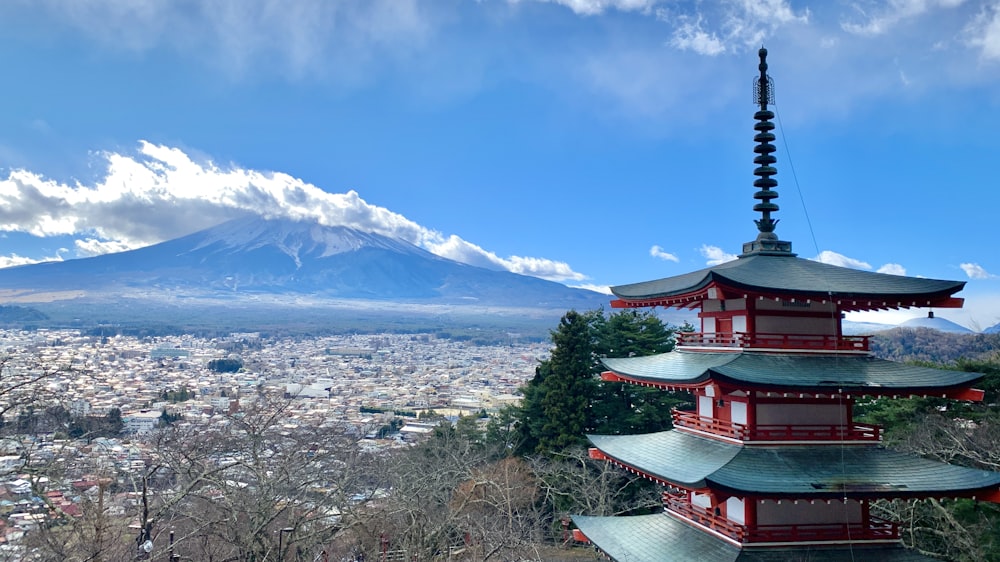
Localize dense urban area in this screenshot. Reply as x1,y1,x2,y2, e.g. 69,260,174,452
0,328,557,561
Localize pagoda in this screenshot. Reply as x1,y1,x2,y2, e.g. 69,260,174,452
571,48,1000,561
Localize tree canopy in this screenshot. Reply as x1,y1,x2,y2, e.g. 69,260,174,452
515,309,688,456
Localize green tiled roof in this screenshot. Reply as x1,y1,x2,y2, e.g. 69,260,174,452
600,351,983,393
588,430,1000,499
588,431,738,488
572,513,937,561
611,253,964,302
572,513,740,562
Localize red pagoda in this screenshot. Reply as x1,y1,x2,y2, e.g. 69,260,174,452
571,48,1000,561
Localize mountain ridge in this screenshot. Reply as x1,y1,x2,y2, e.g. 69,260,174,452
0,216,607,311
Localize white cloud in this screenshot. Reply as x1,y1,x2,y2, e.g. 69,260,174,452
965,3,1000,61
512,0,657,16
700,244,737,266
668,15,727,56
571,283,613,294
662,0,808,56
74,238,134,257
876,263,907,275
813,250,872,270
0,252,64,269
842,0,967,36
13,0,433,80
649,245,679,262
960,262,993,279
0,142,586,283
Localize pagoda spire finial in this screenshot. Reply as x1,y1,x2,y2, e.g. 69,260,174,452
741,47,794,257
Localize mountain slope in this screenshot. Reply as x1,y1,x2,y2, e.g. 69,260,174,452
0,216,606,309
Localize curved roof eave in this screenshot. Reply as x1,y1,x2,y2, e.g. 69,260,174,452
572,514,941,561
610,254,965,304
711,446,1000,498
587,431,1000,499
601,351,983,393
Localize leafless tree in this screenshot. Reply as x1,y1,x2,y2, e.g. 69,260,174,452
873,412,1000,562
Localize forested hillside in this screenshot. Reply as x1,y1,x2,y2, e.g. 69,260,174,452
870,327,1000,364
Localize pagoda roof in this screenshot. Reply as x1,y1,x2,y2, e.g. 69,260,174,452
610,253,965,310
600,351,982,395
572,513,936,562
588,430,1000,499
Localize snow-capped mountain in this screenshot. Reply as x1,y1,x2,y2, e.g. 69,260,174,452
0,216,606,308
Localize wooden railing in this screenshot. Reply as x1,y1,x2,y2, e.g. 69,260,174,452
671,409,882,442
663,494,899,543
676,332,870,352
663,494,746,541
747,518,898,543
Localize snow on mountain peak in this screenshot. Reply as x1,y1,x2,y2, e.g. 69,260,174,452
189,216,428,266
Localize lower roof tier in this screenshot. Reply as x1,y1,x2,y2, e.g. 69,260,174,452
600,350,983,396
588,430,1000,500
572,513,936,562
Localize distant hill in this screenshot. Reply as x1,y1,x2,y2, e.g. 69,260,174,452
870,328,1000,364
898,313,974,334
0,216,608,334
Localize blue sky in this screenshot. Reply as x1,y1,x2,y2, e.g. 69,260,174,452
0,0,999,329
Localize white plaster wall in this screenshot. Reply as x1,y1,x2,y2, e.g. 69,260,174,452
727,497,746,525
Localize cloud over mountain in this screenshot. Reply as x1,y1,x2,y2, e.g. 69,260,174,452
0,142,585,283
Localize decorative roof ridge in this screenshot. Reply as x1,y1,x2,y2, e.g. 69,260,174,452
742,46,794,258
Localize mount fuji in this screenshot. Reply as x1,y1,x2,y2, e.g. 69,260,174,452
0,216,606,312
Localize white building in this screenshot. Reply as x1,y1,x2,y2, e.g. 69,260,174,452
122,411,162,434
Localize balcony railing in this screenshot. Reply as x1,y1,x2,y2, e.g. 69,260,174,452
671,409,882,442
676,332,869,352
663,494,899,543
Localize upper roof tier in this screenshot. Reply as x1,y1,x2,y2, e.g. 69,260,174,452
611,48,965,314
610,253,965,312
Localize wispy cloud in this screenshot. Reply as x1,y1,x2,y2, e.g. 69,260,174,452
842,0,966,36
0,142,586,282
12,0,433,80
877,263,906,275
961,262,994,279
662,0,808,56
512,0,657,16
965,3,1000,61
0,252,64,269
700,244,737,266
572,283,613,295
649,245,679,262
814,250,872,270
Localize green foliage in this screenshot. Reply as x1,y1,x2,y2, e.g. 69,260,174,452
67,408,124,440
359,405,417,417
159,408,183,425
591,309,690,435
870,328,1000,364
517,310,601,455
516,309,684,456
956,357,1000,406
207,358,243,373
160,387,193,403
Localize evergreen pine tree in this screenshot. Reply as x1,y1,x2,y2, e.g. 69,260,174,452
517,310,600,455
